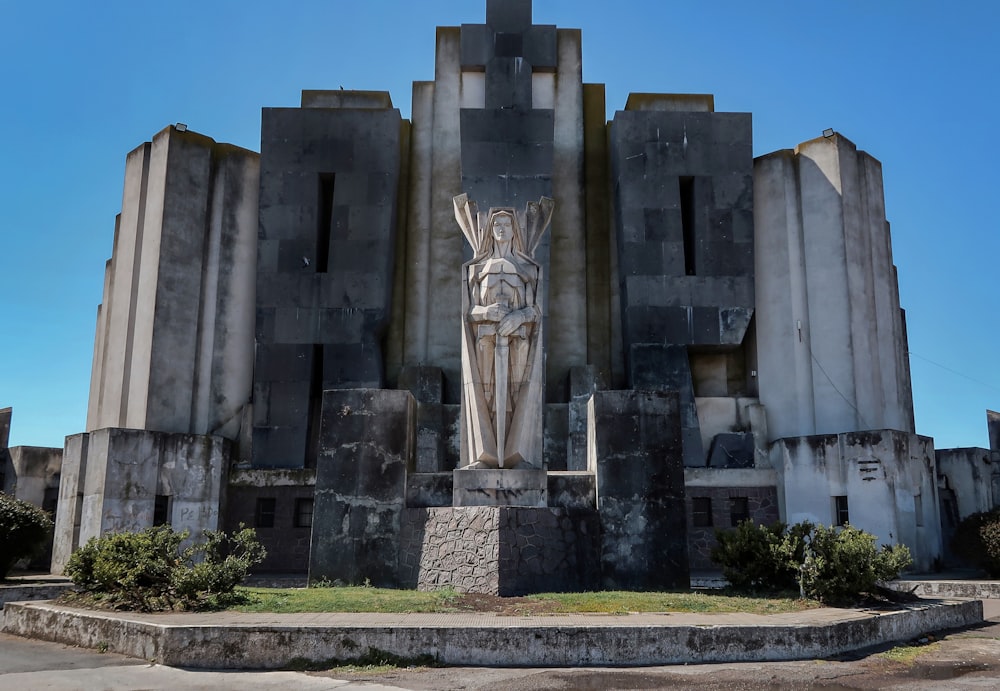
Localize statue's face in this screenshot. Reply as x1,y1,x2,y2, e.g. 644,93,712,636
492,214,513,242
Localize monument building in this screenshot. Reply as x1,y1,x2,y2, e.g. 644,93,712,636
32,0,1000,589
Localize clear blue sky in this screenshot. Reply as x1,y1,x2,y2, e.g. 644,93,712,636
1,0,997,449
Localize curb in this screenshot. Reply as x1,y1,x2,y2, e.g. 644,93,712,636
0,583,73,610
1,599,983,668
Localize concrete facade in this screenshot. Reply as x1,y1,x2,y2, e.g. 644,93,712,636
51,428,229,573
43,0,961,586
754,136,914,441
5,446,62,511
85,128,259,448
253,98,404,469
773,430,940,571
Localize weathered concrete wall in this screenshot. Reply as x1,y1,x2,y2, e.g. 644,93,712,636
989,410,1000,452
6,446,62,508
224,469,316,573
51,428,230,573
399,12,596,405
0,408,10,483
309,390,413,586
936,447,999,519
86,127,258,444
254,100,402,469
399,506,599,595
754,135,913,441
589,390,689,589
773,430,940,571
694,396,769,468
609,100,755,466
401,28,465,402
51,434,88,574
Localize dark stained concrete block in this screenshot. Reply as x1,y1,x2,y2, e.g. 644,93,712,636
588,390,689,590
254,104,403,470
309,389,414,587
707,432,756,469
628,344,705,467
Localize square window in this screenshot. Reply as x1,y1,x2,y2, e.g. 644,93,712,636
294,498,314,529
834,495,849,527
692,497,713,528
729,497,750,527
255,497,277,529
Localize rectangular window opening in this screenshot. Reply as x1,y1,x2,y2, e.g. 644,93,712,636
294,497,314,529
692,496,713,528
316,173,335,273
834,495,850,527
914,493,924,527
679,176,696,276
43,486,59,519
153,494,171,526
255,497,277,529
729,496,750,527
304,344,324,470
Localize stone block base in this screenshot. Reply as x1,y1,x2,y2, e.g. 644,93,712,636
453,468,547,507
399,506,599,595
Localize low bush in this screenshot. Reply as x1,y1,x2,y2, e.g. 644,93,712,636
711,520,793,591
711,519,812,592
0,492,54,579
799,524,912,605
65,525,265,611
951,508,1000,577
711,519,911,604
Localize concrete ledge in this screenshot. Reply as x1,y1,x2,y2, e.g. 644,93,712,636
888,579,1000,600
1,599,983,669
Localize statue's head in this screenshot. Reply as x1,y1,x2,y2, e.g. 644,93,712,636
491,212,513,243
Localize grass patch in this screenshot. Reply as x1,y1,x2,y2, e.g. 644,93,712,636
230,586,818,616
524,590,819,615
232,586,462,613
880,641,939,664
285,648,440,671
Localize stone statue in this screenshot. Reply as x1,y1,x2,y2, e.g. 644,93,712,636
454,194,554,469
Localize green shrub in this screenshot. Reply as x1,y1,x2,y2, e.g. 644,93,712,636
711,519,911,604
711,520,813,592
799,524,912,605
951,508,1000,577
0,492,54,579
711,520,793,591
65,525,265,611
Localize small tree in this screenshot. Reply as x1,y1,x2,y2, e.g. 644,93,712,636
0,492,54,579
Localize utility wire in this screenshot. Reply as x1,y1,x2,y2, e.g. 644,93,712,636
808,348,871,429
908,351,1000,394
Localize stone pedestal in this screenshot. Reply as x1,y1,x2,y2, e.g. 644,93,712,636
453,469,547,507
399,506,599,595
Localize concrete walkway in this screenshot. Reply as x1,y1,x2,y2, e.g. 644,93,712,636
1,597,982,669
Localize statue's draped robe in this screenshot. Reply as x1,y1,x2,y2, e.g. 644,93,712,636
455,195,554,468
